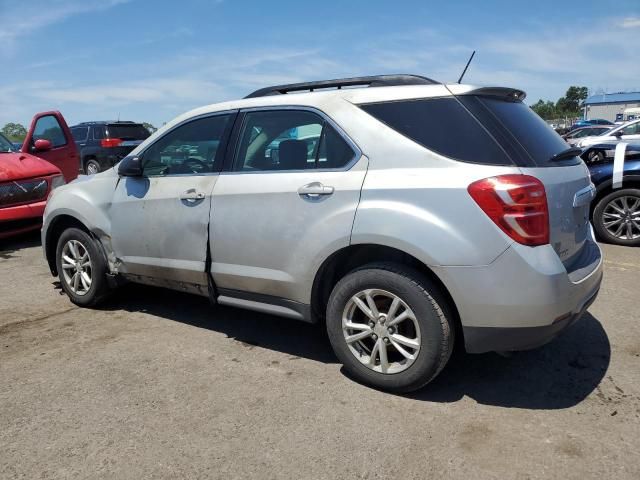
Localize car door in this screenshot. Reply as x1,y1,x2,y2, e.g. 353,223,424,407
109,112,236,290
22,111,79,182
210,108,367,307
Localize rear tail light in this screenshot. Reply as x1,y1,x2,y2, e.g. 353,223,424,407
101,138,123,148
468,174,549,246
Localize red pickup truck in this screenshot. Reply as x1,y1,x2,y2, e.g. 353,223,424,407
1,111,79,239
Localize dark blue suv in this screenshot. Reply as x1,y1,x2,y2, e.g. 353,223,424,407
582,143,640,246
70,121,151,174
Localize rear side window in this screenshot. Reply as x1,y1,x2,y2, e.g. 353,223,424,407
462,97,579,166
106,124,151,140
360,98,512,165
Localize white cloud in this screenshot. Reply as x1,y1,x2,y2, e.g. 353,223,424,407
0,0,131,44
620,16,640,28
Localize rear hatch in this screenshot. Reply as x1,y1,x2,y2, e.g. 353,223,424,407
105,123,151,158
456,91,592,268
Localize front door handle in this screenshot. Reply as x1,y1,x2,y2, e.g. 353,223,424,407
180,189,205,201
297,182,334,197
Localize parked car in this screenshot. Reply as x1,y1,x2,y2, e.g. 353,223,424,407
70,121,151,175
42,75,602,392
571,118,614,131
577,119,640,158
12,142,22,150
563,126,611,146
0,132,66,239
582,143,640,246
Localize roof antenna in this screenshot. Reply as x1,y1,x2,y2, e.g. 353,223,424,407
457,50,476,84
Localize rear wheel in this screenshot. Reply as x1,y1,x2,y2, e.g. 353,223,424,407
55,228,110,306
84,158,101,175
326,263,454,392
593,188,640,246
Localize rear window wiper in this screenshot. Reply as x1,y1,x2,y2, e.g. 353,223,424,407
550,147,582,162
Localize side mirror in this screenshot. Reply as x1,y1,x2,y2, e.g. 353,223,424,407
34,139,52,152
118,156,143,176
614,130,623,138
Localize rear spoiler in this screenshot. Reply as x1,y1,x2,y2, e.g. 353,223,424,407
461,87,527,102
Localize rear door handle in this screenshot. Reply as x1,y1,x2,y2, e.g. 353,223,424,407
180,189,205,201
297,182,334,197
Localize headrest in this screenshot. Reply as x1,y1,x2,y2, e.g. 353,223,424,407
278,139,308,170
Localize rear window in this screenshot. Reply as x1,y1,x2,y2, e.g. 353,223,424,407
360,98,513,165
458,96,580,166
106,124,151,140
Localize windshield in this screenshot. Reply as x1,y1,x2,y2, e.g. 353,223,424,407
0,133,15,153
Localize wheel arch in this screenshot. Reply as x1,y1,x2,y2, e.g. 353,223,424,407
310,243,463,345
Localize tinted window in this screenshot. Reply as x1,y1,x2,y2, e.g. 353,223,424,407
360,98,512,165
142,114,231,176
93,126,106,140
33,115,67,148
107,124,151,140
71,127,88,142
234,110,354,171
462,97,579,166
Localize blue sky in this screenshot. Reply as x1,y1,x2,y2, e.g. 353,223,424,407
1,0,639,128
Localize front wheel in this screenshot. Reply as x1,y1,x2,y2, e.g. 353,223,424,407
55,228,110,307
593,188,640,246
326,263,454,393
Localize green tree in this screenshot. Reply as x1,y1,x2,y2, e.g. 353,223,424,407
531,99,558,120
142,122,157,134
1,122,27,141
555,86,588,116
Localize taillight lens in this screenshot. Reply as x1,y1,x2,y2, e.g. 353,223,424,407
101,138,123,148
468,174,549,246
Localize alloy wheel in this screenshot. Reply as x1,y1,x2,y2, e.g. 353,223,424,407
602,195,640,240
342,289,421,374
60,239,93,295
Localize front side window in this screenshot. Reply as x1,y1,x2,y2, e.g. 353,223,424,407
141,114,232,176
621,122,640,135
33,115,67,148
234,110,355,171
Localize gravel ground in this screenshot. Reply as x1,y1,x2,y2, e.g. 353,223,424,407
1,231,639,479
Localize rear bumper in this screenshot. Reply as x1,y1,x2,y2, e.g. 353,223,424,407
0,201,46,239
433,233,603,354
462,285,600,352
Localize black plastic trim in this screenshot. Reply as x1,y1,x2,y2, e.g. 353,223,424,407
217,288,313,323
244,74,439,98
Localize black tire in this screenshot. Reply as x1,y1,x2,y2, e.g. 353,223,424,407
326,262,454,393
55,228,110,307
592,188,640,247
84,158,101,175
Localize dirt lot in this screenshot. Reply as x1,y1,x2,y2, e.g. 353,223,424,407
0,232,638,479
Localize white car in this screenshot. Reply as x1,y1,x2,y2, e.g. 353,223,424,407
577,118,640,150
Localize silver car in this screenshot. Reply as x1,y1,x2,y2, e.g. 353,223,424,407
42,75,603,392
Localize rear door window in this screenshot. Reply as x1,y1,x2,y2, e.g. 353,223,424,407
360,98,513,165
71,127,88,142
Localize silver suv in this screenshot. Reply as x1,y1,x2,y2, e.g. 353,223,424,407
42,75,603,392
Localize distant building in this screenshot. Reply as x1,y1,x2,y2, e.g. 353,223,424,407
583,92,640,122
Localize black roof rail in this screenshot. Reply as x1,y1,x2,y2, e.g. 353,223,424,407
244,74,439,99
